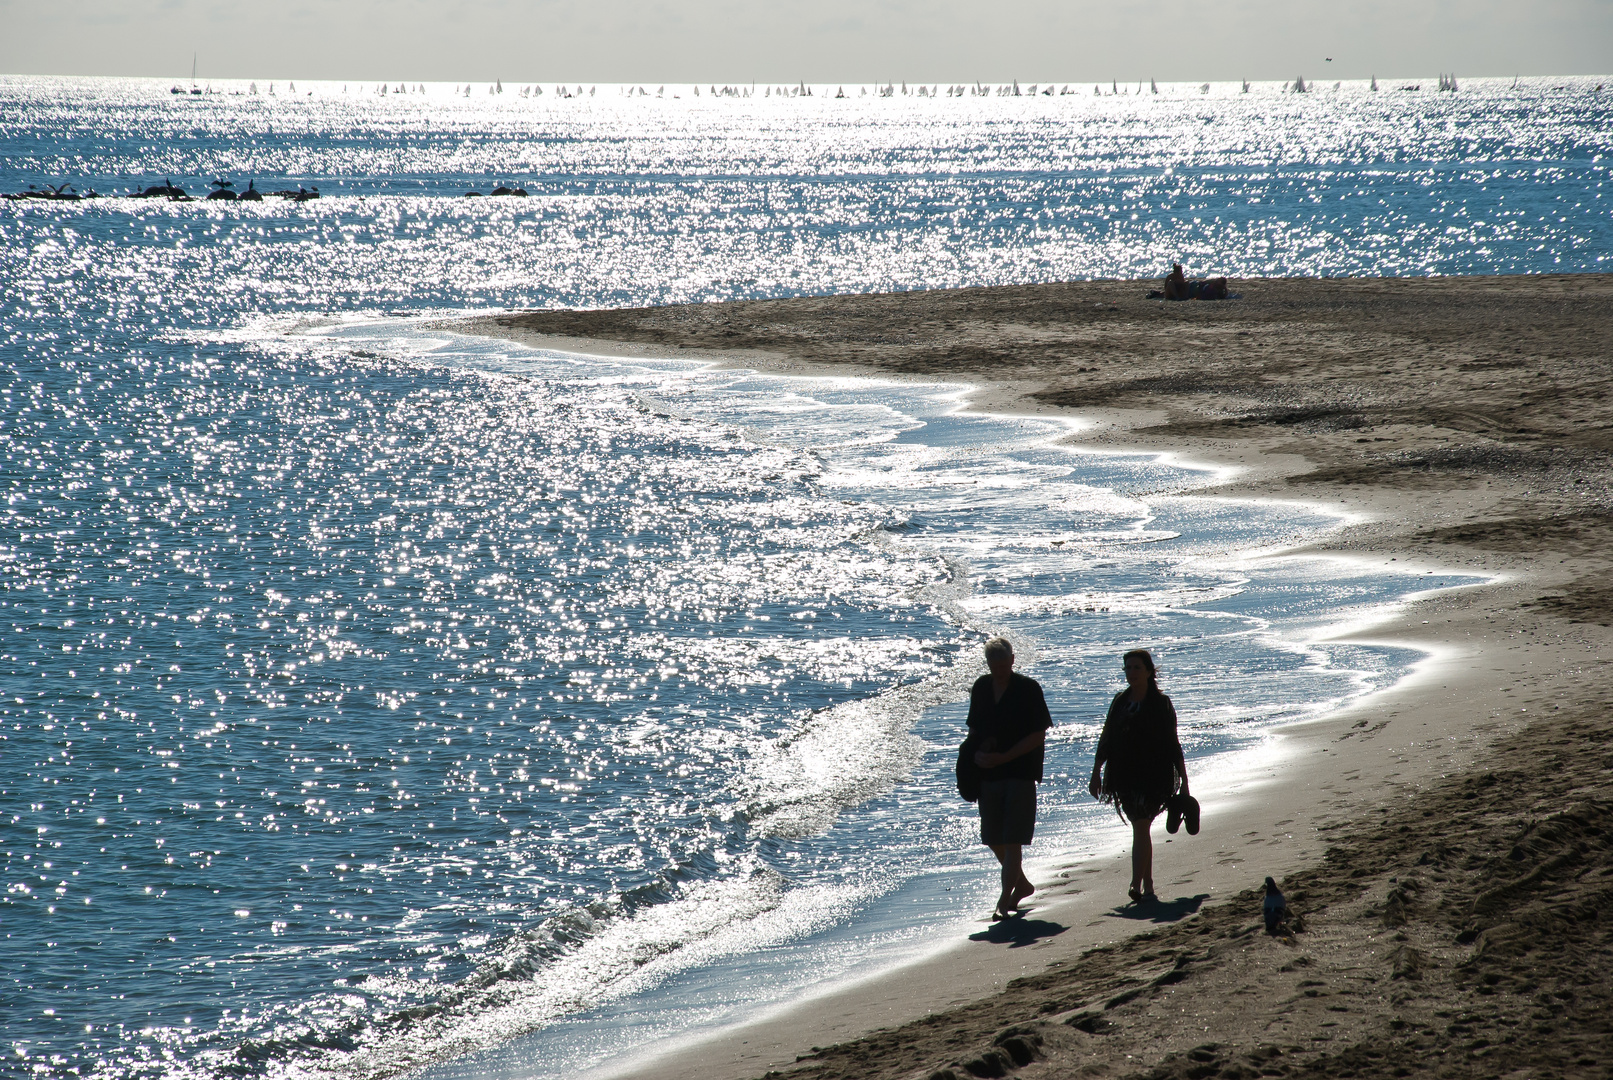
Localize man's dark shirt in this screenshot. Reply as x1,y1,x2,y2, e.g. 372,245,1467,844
966,671,1053,783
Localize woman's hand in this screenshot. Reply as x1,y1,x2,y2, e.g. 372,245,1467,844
1088,768,1102,799
974,749,1005,769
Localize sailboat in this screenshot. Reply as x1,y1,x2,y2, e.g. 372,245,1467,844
1371,75,1378,91
189,54,202,95
1292,75,1307,93
1242,80,1250,93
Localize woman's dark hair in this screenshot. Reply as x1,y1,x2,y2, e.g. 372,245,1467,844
1123,649,1161,695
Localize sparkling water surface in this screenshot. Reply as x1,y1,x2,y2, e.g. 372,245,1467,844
2,74,1606,1080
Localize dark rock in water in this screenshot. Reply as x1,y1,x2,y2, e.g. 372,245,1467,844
206,188,236,200
136,179,186,198
464,191,483,197
4,184,82,200
237,181,263,202
292,187,319,201
512,188,528,196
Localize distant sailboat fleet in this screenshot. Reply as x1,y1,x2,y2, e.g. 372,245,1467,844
114,63,1613,131
149,70,1532,104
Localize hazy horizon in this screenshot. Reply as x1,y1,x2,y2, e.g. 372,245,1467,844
4,0,1609,85
4,72,1608,85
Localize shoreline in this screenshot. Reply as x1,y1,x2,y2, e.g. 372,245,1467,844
444,275,1613,1080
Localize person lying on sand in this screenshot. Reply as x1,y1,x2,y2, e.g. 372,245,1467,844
1159,263,1230,301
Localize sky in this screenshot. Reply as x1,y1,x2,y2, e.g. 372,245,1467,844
3,0,1610,83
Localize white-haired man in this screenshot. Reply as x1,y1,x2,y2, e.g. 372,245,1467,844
968,636,1052,919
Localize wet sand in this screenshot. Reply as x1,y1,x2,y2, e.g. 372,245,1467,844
451,275,1613,1080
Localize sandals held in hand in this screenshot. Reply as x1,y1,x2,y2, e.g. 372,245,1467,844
1165,793,1201,835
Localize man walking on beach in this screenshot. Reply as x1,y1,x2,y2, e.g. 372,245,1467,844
968,637,1053,919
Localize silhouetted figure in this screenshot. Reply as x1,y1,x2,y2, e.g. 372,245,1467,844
967,637,1053,920
1091,649,1190,904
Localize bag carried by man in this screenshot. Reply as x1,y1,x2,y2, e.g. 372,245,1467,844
956,734,982,802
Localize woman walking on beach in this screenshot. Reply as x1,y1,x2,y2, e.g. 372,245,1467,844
1089,649,1189,904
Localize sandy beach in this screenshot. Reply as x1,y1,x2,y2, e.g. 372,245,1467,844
452,274,1613,1080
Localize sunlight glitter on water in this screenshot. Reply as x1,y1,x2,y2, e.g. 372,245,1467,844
4,75,1609,327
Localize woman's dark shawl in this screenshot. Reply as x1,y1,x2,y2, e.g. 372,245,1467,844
1094,689,1183,819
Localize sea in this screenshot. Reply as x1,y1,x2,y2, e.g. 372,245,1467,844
1,74,1608,1080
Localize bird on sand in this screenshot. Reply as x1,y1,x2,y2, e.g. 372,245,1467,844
1263,877,1288,934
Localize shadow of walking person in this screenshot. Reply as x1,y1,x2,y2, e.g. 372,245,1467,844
967,917,1068,948
1106,892,1211,924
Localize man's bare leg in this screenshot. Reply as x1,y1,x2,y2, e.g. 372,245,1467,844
989,844,1035,913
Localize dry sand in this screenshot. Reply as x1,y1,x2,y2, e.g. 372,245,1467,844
449,275,1613,1080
